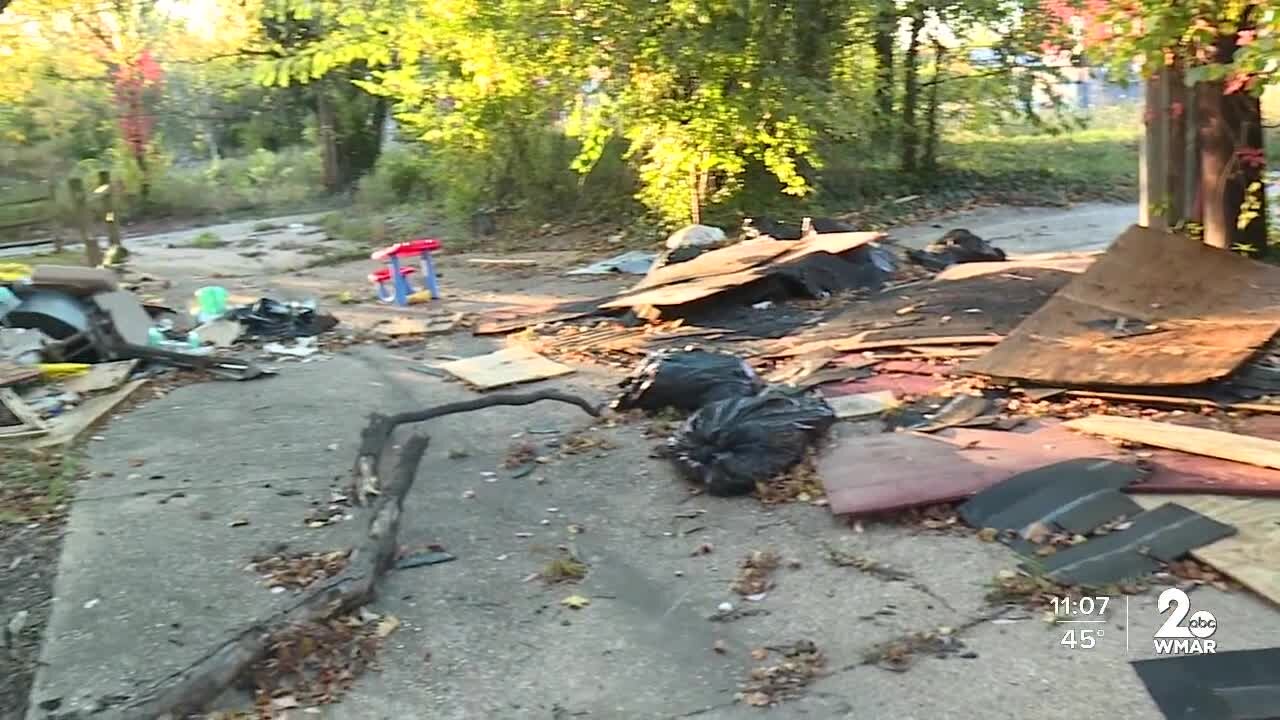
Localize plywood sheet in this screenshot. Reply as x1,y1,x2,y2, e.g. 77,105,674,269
965,225,1280,386
438,346,574,390
1135,494,1280,606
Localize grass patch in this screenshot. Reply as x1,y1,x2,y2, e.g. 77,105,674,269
185,231,227,249
0,448,80,523
0,248,89,267
540,555,588,584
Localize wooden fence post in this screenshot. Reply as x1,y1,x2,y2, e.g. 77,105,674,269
96,169,122,251
68,177,103,267
47,179,64,252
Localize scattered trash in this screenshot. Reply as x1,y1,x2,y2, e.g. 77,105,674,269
613,349,763,413
668,389,835,496
192,286,230,324
225,297,337,339
824,390,899,420
193,318,244,348
264,337,320,358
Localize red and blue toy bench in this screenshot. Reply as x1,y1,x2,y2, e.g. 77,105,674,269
369,238,442,306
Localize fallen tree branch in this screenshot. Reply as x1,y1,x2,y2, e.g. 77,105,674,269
96,389,599,719
352,389,602,504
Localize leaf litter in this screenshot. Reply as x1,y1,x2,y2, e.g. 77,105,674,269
248,550,351,592
248,608,401,715
731,549,781,596
737,640,826,707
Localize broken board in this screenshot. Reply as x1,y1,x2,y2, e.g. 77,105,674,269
1063,415,1280,471
965,225,1280,386
0,361,41,388
61,360,138,394
0,388,48,439
438,346,574,391
1135,494,1280,607
28,379,148,448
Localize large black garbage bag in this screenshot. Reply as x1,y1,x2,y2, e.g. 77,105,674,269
907,229,1006,271
613,349,764,413
667,388,836,497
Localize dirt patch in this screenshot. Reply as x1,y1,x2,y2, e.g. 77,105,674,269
0,515,65,718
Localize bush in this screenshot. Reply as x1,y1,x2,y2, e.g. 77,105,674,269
353,148,434,209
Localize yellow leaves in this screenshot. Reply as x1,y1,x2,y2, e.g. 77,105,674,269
560,594,591,609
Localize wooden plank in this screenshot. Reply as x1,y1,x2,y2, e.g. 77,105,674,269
1062,390,1280,415
0,361,42,388
1134,494,1280,606
28,379,147,448
437,347,573,391
932,256,1096,281
770,333,1003,358
1064,415,1280,470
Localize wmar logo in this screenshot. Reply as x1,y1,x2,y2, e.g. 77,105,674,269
1153,588,1217,655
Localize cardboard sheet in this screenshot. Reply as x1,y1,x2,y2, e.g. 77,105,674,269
438,346,574,390
965,225,1280,386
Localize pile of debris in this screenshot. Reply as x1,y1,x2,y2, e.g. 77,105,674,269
0,264,339,447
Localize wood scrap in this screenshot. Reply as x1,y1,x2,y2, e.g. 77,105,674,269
0,389,47,439
1064,415,1280,470
0,361,41,388
28,379,147,448
103,390,600,720
1060,390,1280,415
769,333,1003,358
466,258,538,266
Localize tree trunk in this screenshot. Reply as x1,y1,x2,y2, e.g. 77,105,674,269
872,5,896,138
900,11,923,174
316,86,341,194
1198,11,1268,255
923,42,946,173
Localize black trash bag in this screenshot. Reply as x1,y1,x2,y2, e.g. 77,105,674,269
667,388,836,497
224,298,339,339
906,229,1006,271
612,349,764,413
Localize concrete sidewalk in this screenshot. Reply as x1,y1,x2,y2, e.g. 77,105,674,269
26,339,1280,720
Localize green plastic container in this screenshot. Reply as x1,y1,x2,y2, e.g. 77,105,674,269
193,286,230,323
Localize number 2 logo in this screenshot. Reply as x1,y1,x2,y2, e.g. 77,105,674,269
1156,588,1217,639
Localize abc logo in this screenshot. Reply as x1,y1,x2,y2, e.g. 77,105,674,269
1186,610,1217,638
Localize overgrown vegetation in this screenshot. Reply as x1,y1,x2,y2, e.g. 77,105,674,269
0,448,79,523
0,0,1276,244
